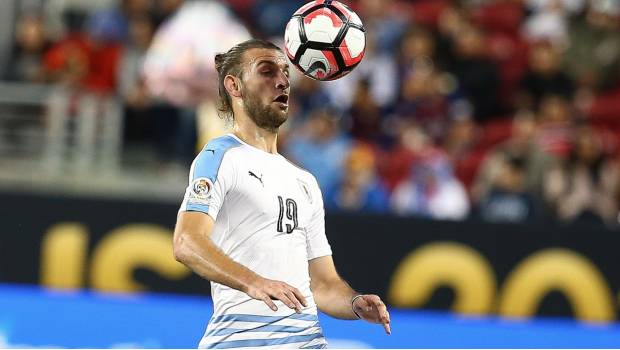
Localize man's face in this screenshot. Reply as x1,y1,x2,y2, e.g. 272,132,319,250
239,48,291,132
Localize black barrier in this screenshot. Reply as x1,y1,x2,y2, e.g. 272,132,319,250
0,191,619,322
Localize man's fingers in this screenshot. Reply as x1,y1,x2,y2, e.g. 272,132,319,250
371,297,385,309
257,280,308,313
352,295,391,334
378,305,390,334
365,296,391,324
275,291,298,311
382,321,391,335
372,298,389,316
354,295,371,313
289,286,308,307
380,309,390,325
286,290,304,312
260,294,278,311
372,298,391,334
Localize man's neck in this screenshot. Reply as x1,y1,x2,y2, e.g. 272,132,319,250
232,122,279,154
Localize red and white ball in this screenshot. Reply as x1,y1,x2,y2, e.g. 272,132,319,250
284,0,366,81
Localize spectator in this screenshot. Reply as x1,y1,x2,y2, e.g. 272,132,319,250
518,41,574,111
526,0,586,16
43,10,123,93
379,122,426,192
43,10,123,174
357,0,410,55
391,147,470,220
324,143,390,213
564,0,620,92
44,0,115,40
534,94,574,158
251,0,305,38
154,0,185,25
478,154,539,223
397,25,437,79
119,15,182,166
443,115,477,164
343,79,383,144
522,0,574,47
323,33,399,112
544,125,619,226
435,1,470,69
84,10,124,93
286,108,352,194
322,0,403,112
447,24,502,122
42,26,89,87
290,76,332,125
118,16,155,107
472,112,557,205
392,65,452,143
122,0,154,20
5,14,50,82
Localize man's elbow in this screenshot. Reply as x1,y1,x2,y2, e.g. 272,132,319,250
173,232,191,264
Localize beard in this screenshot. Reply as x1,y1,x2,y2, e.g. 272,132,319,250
242,87,288,133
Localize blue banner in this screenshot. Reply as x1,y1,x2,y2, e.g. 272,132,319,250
1,284,620,348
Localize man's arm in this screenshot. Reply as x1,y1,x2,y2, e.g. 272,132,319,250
173,211,307,312
309,255,391,334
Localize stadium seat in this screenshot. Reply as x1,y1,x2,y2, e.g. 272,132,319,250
454,148,489,190
479,117,514,149
486,32,529,105
471,1,524,35
410,0,449,28
588,87,620,126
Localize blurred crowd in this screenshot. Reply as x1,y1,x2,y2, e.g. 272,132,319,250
4,0,620,227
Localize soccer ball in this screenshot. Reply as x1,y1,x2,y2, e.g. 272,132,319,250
284,0,366,81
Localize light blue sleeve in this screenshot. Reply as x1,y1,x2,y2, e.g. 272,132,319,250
179,135,242,218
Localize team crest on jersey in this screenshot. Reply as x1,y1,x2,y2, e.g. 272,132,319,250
297,179,313,204
191,177,213,199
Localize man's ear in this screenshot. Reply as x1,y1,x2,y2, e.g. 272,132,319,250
224,75,242,98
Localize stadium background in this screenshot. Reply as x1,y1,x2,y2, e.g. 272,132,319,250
1,0,620,347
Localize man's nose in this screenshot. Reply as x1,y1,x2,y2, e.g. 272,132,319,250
276,72,290,90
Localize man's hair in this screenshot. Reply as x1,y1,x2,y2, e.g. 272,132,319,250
214,39,283,121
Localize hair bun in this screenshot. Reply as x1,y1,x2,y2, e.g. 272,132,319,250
215,53,224,72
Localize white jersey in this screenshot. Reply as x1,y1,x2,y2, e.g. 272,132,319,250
179,134,332,349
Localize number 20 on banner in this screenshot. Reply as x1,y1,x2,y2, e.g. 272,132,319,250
388,242,616,322
41,223,617,322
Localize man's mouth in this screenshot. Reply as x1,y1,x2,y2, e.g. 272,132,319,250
273,94,289,107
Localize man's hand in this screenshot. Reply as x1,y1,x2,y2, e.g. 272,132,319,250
352,294,391,334
246,277,308,313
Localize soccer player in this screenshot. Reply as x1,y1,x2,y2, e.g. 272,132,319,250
173,39,391,349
